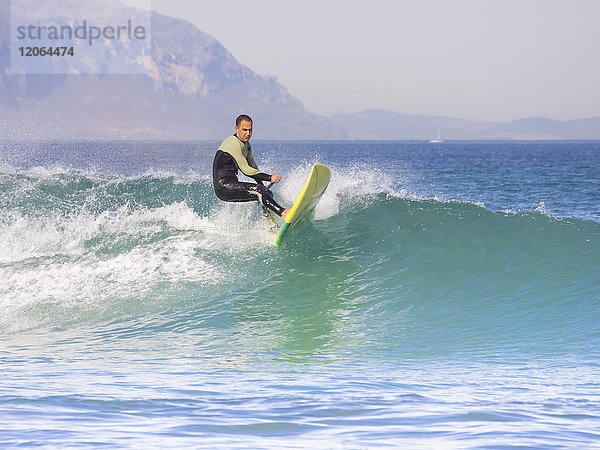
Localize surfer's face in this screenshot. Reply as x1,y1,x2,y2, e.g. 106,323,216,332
236,120,253,142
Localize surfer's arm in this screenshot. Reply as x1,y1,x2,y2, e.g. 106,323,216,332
236,155,271,182
240,149,272,182
229,148,270,181
217,137,277,183
248,171,272,182
247,143,282,183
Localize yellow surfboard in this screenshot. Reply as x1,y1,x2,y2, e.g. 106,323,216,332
274,163,330,247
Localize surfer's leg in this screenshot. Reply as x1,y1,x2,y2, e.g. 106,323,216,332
216,181,287,217
246,184,286,217
215,180,258,203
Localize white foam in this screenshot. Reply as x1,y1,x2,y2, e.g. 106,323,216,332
534,201,549,215
0,234,221,332
0,162,209,186
139,167,208,183
273,161,412,221
0,193,287,333
0,162,17,175
0,204,214,330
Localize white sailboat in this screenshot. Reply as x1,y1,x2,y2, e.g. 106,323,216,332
429,127,444,143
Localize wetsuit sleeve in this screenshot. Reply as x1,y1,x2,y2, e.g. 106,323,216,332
236,150,271,181
249,171,272,182
245,151,271,182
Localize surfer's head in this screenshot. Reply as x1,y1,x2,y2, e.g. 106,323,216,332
235,115,253,142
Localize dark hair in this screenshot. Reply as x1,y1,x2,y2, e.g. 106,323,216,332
236,114,253,127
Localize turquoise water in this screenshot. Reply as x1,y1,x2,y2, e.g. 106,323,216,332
1,140,599,447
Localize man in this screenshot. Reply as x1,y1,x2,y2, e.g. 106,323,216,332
213,115,290,220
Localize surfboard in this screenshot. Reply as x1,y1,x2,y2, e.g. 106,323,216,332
274,163,330,247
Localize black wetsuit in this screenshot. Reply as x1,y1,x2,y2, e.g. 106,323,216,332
212,149,286,217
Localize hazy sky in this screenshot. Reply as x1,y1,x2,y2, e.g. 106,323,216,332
120,0,599,122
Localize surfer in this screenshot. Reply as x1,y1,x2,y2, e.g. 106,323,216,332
213,115,290,220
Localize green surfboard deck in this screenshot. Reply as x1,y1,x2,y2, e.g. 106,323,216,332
274,164,330,247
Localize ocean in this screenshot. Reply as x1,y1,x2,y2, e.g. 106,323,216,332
1,140,599,448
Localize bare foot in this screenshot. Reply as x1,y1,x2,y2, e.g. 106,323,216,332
281,208,291,221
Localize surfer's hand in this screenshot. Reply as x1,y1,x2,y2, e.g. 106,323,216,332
271,174,282,183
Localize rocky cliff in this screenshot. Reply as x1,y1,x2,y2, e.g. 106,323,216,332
0,0,343,140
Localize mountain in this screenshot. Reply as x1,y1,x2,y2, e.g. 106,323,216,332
0,0,344,140
1,0,597,141
328,110,600,141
